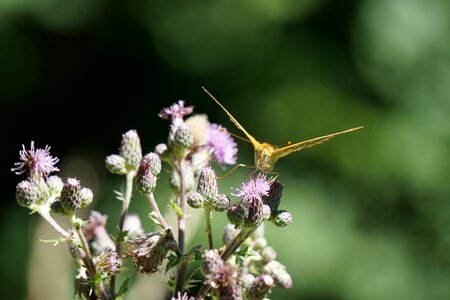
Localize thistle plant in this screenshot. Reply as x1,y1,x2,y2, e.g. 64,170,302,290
12,99,294,300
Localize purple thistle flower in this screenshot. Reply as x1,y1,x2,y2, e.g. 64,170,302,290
208,123,238,166
233,175,274,207
11,141,59,178
171,292,194,300
158,100,193,122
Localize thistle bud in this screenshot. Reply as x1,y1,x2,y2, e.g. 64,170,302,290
74,267,91,299
211,194,230,212
154,143,168,158
262,204,271,220
79,187,93,208
135,170,157,195
127,230,178,274
105,154,127,175
223,224,239,245
170,123,194,151
186,192,205,209
272,210,292,227
245,202,264,227
16,180,40,207
262,180,283,214
240,273,256,290
261,246,277,263
227,204,245,227
253,237,268,250
119,130,142,170
47,175,63,196
60,178,82,214
141,153,162,175
263,261,292,289
95,251,120,275
201,249,224,276
246,274,274,300
197,167,218,201
215,264,242,300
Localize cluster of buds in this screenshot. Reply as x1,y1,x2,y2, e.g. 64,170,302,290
186,167,230,211
220,224,292,299
126,230,178,274
135,152,162,195
51,178,93,216
105,129,142,175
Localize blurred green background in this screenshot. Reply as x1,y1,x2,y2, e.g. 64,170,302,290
1,0,449,299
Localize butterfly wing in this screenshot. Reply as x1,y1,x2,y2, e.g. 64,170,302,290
202,87,261,148
272,126,363,159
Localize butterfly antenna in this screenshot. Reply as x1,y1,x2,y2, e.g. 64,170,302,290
219,128,251,143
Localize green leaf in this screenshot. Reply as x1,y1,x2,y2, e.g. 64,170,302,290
170,200,183,218
116,278,131,298
165,254,182,274
39,237,67,246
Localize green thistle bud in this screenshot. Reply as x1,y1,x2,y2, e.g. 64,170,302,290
119,130,142,170
47,175,63,196
16,180,40,207
211,194,230,212
154,143,169,160
262,204,271,220
263,261,292,288
60,178,82,214
222,224,239,245
261,246,277,263
201,249,224,276
262,180,283,215
245,202,264,227
272,210,292,227
79,187,93,208
240,273,256,290
253,237,268,250
141,153,161,175
227,204,245,227
105,154,127,175
127,230,178,274
186,192,205,209
197,167,218,201
169,123,193,158
246,274,274,300
135,169,157,195
50,200,68,216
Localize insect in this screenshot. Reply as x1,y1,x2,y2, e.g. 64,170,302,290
203,87,363,176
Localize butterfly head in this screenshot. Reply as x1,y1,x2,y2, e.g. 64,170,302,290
254,143,277,173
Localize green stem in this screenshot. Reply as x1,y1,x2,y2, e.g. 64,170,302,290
110,171,135,298
204,205,214,249
175,159,187,295
72,215,109,300
195,226,258,300
37,205,70,238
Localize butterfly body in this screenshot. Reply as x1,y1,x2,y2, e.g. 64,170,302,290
202,87,363,174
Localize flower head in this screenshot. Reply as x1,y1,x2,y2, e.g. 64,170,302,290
12,141,59,179
172,292,194,300
159,100,193,123
207,124,238,166
233,175,273,206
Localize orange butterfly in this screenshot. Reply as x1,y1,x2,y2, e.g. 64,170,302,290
203,87,363,176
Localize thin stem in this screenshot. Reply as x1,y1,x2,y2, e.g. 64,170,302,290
37,206,70,238
72,215,109,300
204,205,214,249
110,171,136,298
175,159,187,295
147,193,170,230
195,226,259,300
